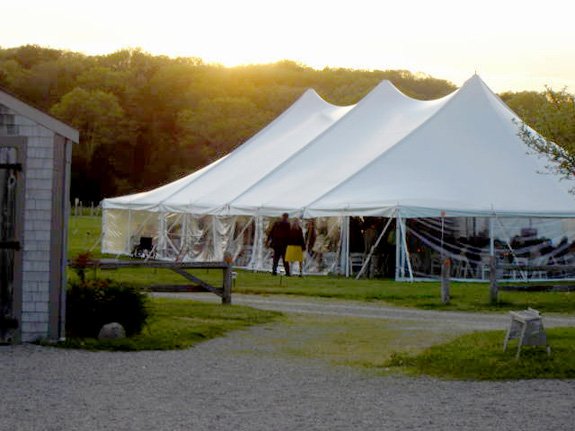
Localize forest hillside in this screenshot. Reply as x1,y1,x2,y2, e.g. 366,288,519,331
1,45,572,201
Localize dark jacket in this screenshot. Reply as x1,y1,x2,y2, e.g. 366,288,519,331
288,225,306,250
269,219,290,247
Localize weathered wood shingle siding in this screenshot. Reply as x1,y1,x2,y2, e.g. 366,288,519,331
0,102,72,342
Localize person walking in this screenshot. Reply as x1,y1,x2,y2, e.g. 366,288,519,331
286,218,306,277
268,213,291,276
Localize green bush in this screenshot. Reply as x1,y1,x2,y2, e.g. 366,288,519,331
66,278,149,338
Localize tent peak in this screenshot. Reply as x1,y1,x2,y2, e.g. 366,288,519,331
299,88,348,109
460,73,489,89
369,79,415,100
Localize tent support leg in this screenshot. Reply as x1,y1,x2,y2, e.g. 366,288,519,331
394,213,400,280
356,216,394,280
337,216,350,277
396,213,413,281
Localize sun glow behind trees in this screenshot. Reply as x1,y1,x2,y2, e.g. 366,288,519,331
2,0,575,93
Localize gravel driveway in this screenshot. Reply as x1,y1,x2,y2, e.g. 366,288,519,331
2,294,574,431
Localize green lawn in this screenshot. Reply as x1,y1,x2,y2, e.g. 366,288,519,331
59,297,282,351
66,215,575,380
68,215,104,258
384,327,575,380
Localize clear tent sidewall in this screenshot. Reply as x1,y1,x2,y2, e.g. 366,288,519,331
394,211,575,282
101,208,346,275
101,207,575,281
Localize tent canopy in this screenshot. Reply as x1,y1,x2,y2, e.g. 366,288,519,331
103,75,575,219
104,89,353,213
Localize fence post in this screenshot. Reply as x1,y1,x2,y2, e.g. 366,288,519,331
489,255,499,304
441,259,451,304
222,262,233,305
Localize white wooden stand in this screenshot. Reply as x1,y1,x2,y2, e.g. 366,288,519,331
503,308,550,359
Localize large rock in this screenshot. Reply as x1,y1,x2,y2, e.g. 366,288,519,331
98,322,126,339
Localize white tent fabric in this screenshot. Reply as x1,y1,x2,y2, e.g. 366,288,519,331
306,76,575,218
228,75,575,218
101,75,575,280
105,75,575,218
229,80,453,217
104,89,353,214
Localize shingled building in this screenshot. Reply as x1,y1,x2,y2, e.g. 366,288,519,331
0,88,78,344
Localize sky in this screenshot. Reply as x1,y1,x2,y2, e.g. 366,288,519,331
3,0,575,93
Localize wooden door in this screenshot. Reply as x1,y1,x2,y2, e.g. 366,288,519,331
0,146,20,343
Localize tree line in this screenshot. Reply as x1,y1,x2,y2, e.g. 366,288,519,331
1,45,574,201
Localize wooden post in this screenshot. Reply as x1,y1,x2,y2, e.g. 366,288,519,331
441,259,450,304
489,255,499,304
222,263,232,305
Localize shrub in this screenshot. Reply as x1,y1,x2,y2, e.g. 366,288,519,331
66,278,149,338
69,251,97,283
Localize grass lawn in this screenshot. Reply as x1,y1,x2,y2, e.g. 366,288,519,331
58,297,282,351
69,215,103,258
233,313,575,380
384,327,575,380
66,216,575,379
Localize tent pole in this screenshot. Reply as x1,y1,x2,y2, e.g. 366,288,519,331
251,214,263,272
341,216,350,277
398,214,414,281
182,213,189,261
164,214,182,257
395,211,400,280
126,209,132,255
158,212,166,259
224,215,237,261
355,216,394,280
231,216,254,263
494,215,520,261
246,216,256,270
346,216,351,277
211,215,220,261
489,216,495,257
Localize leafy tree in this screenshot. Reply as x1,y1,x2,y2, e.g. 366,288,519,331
74,66,129,94
9,53,92,109
501,91,548,124
51,87,125,158
51,87,126,200
508,88,575,184
0,59,24,90
177,97,273,161
1,44,62,69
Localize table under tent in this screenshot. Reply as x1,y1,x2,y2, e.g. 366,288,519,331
102,75,575,282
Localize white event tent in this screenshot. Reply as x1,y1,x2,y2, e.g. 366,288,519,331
102,74,575,281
